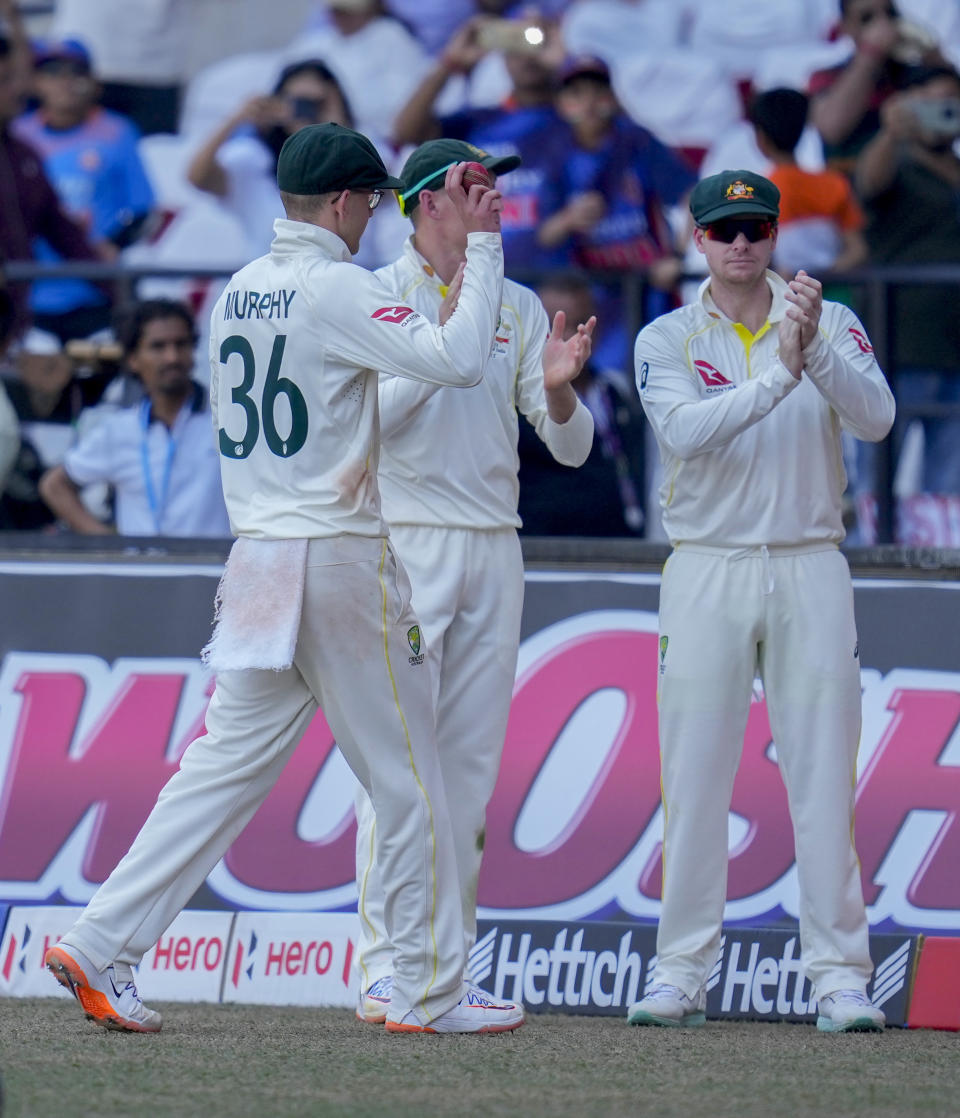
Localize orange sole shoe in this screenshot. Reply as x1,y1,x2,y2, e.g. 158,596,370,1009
44,946,159,1033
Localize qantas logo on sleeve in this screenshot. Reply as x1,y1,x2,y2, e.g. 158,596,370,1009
694,360,733,388
849,327,874,354
371,305,417,326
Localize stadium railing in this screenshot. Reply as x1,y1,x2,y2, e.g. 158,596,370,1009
4,258,960,546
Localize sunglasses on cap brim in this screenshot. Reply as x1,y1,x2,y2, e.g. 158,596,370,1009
701,218,776,243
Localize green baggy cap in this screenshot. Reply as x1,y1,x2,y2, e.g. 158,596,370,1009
277,122,404,194
690,169,780,225
397,137,521,214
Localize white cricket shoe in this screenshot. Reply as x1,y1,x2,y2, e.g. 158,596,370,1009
816,990,885,1033
45,943,162,1033
357,975,393,1024
385,983,524,1034
627,982,707,1027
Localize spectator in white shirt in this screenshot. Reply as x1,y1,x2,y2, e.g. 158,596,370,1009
38,299,231,537
187,60,355,263
284,0,432,141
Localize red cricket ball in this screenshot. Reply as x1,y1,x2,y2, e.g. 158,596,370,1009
461,161,493,190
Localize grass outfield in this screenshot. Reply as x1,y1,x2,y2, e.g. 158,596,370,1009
1,999,956,1118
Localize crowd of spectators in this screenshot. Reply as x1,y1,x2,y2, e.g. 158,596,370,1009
1,0,960,543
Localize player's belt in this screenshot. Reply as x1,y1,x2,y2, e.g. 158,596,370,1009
673,542,839,558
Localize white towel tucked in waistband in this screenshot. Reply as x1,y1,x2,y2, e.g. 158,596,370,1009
201,537,308,672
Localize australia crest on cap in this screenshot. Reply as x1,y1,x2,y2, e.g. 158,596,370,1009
725,180,755,202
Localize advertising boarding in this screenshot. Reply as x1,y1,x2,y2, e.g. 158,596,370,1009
0,560,957,941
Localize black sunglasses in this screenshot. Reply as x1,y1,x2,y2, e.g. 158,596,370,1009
701,218,776,244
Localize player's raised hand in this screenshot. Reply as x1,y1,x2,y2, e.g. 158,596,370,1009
438,261,466,325
778,311,803,380
542,310,597,390
784,269,823,349
445,162,503,234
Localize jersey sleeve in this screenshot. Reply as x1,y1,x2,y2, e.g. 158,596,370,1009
62,415,115,486
802,306,896,442
512,289,594,467
636,321,799,460
325,232,503,389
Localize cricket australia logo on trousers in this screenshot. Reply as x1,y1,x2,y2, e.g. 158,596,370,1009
407,625,424,666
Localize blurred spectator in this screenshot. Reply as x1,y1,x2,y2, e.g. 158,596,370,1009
0,33,100,337
537,58,693,366
749,87,868,277
898,0,960,70
684,0,838,85
393,12,570,270
38,299,231,537
518,272,644,536
187,60,354,262
50,0,187,135
284,0,431,142
809,0,947,173
0,287,18,496
562,0,683,64
0,376,15,496
0,328,118,529
855,64,960,496
537,59,693,276
12,38,154,344
383,0,475,56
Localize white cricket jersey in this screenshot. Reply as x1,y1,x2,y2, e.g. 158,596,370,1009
208,221,503,540
636,270,895,547
374,237,594,529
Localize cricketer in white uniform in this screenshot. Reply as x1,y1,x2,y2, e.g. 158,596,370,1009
353,139,596,1024
44,124,524,1035
628,170,896,1033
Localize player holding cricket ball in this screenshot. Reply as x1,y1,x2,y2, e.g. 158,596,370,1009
353,137,596,1025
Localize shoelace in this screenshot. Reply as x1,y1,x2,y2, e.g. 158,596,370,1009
826,989,871,1005
465,989,507,1008
645,984,686,1001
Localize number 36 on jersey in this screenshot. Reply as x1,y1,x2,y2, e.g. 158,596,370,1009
216,334,308,460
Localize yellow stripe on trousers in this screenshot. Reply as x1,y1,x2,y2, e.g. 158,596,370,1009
355,812,379,995
377,540,441,1014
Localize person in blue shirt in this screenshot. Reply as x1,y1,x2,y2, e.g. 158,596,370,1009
392,12,570,272
536,57,696,367
13,38,154,342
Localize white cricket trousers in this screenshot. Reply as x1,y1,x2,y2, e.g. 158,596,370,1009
654,543,873,999
63,536,466,1024
354,525,524,991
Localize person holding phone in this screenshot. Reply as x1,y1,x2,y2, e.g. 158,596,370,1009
391,12,571,270
186,59,355,261
808,0,947,174
854,65,960,505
